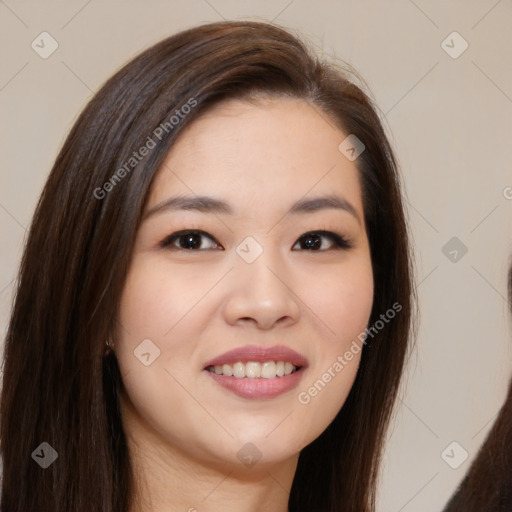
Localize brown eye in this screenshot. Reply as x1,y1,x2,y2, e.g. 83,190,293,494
293,231,353,251
161,230,222,251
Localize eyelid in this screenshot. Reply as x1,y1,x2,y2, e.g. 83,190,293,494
160,229,221,250
293,230,353,251
160,228,353,251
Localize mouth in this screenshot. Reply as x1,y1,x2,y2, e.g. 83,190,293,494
202,345,308,400
205,360,302,379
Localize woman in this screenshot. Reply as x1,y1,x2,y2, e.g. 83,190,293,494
1,21,415,511
443,265,512,512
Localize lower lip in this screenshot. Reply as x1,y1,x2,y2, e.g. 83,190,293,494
204,368,306,400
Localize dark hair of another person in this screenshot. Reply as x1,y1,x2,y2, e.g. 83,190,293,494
443,264,512,512
0,20,415,512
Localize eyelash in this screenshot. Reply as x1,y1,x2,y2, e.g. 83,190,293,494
160,229,353,252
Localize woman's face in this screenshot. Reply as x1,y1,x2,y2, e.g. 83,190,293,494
116,96,374,472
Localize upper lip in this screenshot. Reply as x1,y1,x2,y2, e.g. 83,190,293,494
203,344,309,369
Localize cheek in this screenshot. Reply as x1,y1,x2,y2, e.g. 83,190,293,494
114,260,194,382
114,262,211,453
117,258,213,343
290,257,373,443
304,257,374,343
114,257,223,399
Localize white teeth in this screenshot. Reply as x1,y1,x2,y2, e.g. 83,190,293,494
233,362,245,378
208,361,298,378
246,361,261,378
261,361,276,379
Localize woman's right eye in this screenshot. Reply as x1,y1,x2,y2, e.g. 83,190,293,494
160,230,223,251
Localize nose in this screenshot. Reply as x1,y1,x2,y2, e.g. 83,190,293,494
222,249,301,330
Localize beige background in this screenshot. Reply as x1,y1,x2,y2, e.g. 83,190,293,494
1,1,511,510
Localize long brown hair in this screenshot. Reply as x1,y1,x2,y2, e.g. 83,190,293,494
443,264,512,511
1,20,415,511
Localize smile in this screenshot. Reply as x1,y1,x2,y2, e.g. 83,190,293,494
206,360,299,379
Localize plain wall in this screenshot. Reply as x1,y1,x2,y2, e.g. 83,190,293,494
1,1,511,510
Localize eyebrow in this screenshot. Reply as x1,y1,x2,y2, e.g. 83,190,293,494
143,194,361,224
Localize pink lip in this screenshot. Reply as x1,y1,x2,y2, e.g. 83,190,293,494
202,345,309,400
202,344,309,369
205,368,306,400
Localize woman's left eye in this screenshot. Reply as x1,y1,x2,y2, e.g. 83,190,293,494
292,230,353,251
160,229,353,252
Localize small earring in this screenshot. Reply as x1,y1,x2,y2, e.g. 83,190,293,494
105,339,114,352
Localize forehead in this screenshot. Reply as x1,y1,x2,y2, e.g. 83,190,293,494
147,97,364,217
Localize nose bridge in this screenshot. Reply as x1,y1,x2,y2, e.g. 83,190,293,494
235,236,289,298
223,237,300,328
